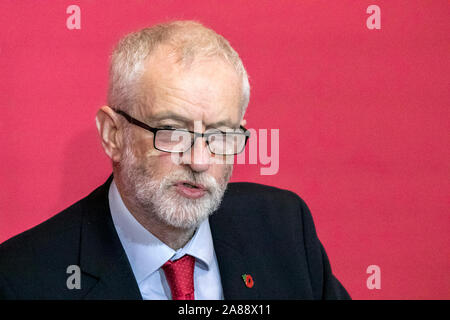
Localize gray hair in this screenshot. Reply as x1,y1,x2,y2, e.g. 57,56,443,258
107,20,250,118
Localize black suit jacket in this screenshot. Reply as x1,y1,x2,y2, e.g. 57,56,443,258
0,175,350,299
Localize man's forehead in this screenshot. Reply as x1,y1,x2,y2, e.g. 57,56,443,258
143,107,239,129
138,46,242,127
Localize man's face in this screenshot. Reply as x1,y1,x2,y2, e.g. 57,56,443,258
117,46,244,229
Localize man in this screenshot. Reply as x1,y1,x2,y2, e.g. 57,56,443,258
0,21,350,300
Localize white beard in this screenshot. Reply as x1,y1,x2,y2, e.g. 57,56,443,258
118,141,232,230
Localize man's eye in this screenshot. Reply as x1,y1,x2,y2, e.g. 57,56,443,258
159,125,187,131
209,128,233,133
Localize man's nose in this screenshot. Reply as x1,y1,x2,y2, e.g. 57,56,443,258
182,136,211,173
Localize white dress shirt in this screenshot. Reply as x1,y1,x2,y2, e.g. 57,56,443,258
108,179,224,300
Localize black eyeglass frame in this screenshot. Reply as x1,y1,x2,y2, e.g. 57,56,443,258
112,108,250,155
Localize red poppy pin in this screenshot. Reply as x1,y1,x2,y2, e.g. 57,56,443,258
242,274,254,288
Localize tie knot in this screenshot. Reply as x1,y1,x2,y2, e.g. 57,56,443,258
162,255,196,300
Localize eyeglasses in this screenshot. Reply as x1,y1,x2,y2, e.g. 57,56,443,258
112,108,250,155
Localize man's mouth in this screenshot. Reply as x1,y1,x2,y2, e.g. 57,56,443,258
174,181,208,199
182,182,200,188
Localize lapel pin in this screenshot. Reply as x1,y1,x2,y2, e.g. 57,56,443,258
241,274,254,288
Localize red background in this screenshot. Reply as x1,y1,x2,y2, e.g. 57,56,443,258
0,1,449,299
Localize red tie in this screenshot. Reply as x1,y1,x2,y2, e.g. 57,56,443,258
162,255,196,300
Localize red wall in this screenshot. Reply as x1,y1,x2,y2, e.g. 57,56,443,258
1,0,449,299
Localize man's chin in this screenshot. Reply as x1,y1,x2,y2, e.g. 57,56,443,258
155,208,210,230
153,192,218,229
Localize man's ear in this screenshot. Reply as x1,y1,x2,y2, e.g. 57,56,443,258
95,106,124,162
240,119,247,127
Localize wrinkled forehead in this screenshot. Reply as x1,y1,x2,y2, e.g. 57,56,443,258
135,45,243,127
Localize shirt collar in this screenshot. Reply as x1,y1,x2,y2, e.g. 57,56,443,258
108,179,215,283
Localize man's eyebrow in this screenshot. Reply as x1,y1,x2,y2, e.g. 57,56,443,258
148,112,238,128
147,112,191,123
210,119,237,129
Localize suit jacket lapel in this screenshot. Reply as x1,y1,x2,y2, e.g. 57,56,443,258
79,175,142,299
209,210,261,300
